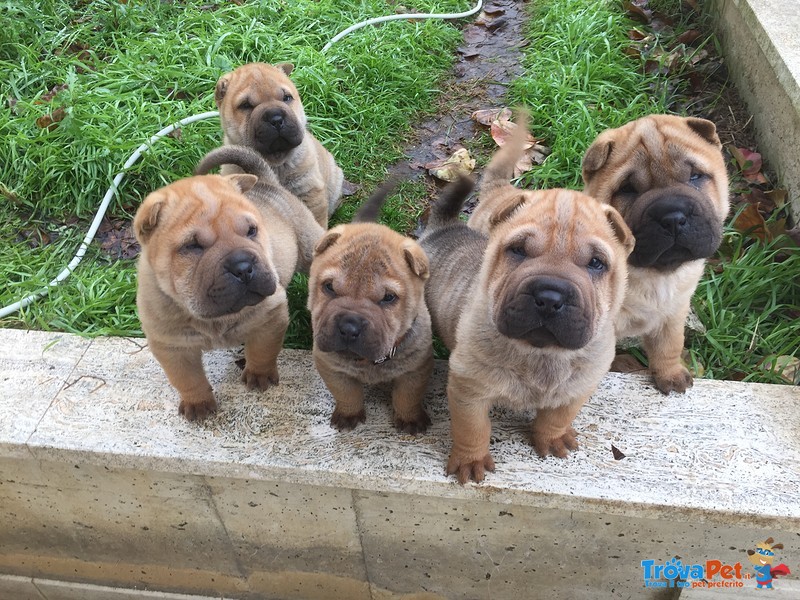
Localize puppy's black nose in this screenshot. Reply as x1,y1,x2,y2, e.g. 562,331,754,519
225,251,255,284
528,277,572,317
659,210,688,235
533,288,565,314
263,109,284,129
338,314,366,341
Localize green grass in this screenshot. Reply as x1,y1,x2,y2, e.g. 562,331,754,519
1,0,797,384
0,0,468,337
689,229,800,384
509,0,668,190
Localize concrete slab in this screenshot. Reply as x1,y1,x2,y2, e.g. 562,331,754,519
31,578,231,599
0,574,46,600
17,331,800,527
205,477,371,600
711,0,800,221
356,490,785,600
1,328,799,598
0,329,89,459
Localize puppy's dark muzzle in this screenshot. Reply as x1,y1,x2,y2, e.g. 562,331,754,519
250,104,303,156
317,311,385,361
629,190,722,271
497,276,591,349
203,250,276,317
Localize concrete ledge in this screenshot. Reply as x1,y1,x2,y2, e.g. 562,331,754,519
711,0,800,221
1,329,799,599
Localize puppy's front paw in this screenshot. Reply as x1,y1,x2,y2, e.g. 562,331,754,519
446,452,495,484
393,410,431,435
241,364,279,390
653,366,693,394
531,427,579,458
179,392,217,421
331,408,366,431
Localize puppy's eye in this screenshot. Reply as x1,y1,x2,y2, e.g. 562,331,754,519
380,292,397,305
323,281,336,296
282,92,293,103
689,172,706,185
238,100,254,111
587,257,607,273
247,225,258,238
181,238,204,253
617,180,637,195
507,245,526,258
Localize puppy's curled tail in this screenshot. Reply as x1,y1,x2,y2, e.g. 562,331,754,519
480,108,530,194
195,145,281,187
351,177,401,223
425,176,475,231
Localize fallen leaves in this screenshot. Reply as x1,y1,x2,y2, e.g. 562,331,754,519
425,148,476,182
97,217,140,260
424,107,551,183
472,107,551,177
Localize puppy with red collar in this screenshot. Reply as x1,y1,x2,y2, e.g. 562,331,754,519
308,183,434,434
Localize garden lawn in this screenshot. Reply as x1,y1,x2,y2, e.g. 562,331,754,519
0,0,468,341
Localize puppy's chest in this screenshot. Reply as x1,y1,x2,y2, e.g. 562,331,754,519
334,346,426,385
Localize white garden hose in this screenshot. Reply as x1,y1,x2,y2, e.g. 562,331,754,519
0,1,483,318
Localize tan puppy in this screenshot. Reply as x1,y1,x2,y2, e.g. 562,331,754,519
215,62,344,227
308,183,434,433
135,152,322,420
581,115,730,393
420,174,633,483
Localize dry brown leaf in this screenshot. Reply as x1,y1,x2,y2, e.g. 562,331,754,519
489,119,538,149
731,203,769,242
471,107,512,127
36,107,66,131
425,148,475,182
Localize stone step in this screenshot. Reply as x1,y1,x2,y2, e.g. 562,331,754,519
1,328,799,599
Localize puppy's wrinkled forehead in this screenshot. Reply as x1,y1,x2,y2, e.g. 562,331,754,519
615,119,718,183
234,64,295,95
162,179,258,233
505,190,609,252
338,233,395,275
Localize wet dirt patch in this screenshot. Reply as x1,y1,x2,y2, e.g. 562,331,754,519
388,0,528,188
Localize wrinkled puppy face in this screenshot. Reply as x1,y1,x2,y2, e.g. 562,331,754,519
582,114,730,272
215,62,306,160
484,189,633,350
134,175,278,319
308,224,429,363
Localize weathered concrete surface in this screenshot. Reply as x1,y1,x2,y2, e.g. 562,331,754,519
1,329,799,598
711,0,800,222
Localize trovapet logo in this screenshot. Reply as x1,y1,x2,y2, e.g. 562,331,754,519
641,558,748,589
642,538,793,590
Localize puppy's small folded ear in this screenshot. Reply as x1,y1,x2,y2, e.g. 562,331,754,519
488,193,527,229
314,230,342,256
214,74,231,107
582,138,614,183
604,205,635,255
133,191,167,243
402,241,429,280
275,62,294,76
225,173,258,194
685,117,721,148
